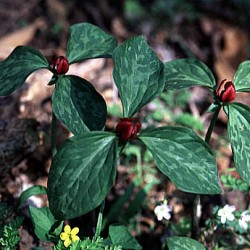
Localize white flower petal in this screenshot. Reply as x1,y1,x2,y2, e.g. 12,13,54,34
218,204,236,224
227,213,235,221
154,203,172,221
228,205,236,213
164,213,171,220
221,215,226,224
218,209,223,216
239,219,248,230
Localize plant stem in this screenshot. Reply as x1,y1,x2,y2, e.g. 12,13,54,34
205,107,221,144
93,201,105,241
51,112,57,158
136,150,143,185
192,106,221,239
191,194,200,239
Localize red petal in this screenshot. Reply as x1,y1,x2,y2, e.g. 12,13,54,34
54,56,69,75
131,121,141,139
221,82,236,102
116,121,133,141
216,79,227,98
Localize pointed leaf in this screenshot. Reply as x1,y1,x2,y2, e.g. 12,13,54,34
233,61,250,92
47,132,117,219
66,23,117,64
139,127,221,194
164,58,216,90
109,224,142,250
112,36,165,117
123,182,154,222
228,103,250,184
167,237,206,250
29,206,62,242
102,183,135,229
52,75,107,134
0,46,49,95
16,185,47,210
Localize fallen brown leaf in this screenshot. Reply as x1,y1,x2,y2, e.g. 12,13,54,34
0,18,46,59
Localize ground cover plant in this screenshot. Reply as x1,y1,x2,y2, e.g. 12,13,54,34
0,22,250,249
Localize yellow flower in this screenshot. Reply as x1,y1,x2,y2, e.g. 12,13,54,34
60,225,80,247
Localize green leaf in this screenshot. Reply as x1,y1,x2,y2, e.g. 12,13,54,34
47,132,118,219
66,23,117,64
0,203,10,222
220,174,250,192
123,182,154,222
228,103,250,184
164,58,216,90
102,183,135,230
0,46,49,95
109,224,142,250
16,185,47,210
52,75,107,135
233,61,250,92
167,237,206,250
139,127,221,194
29,206,61,242
207,102,221,113
112,36,165,117
0,217,23,249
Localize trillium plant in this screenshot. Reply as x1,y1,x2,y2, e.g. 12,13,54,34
1,22,250,249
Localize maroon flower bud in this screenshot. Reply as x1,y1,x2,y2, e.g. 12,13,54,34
115,118,141,141
53,56,69,75
216,79,236,103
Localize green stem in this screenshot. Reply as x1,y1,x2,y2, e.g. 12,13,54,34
192,106,221,239
232,231,250,246
93,201,105,241
51,112,57,158
205,107,221,144
136,151,143,185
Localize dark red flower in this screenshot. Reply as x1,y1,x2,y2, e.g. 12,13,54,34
216,79,236,103
115,118,141,141
53,56,69,75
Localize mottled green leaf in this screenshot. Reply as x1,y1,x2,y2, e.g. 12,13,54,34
0,46,49,95
52,75,107,134
47,132,117,219
139,127,221,194
66,23,117,64
228,103,250,184
164,58,216,90
233,61,250,92
16,185,47,210
112,36,165,117
109,224,142,250
167,237,206,250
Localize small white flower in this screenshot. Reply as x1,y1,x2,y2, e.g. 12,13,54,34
218,204,236,224
239,210,250,230
154,200,172,221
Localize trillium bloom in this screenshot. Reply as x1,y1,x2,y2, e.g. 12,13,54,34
216,79,236,103
53,56,69,75
154,200,172,221
218,204,236,224
239,210,250,230
115,118,141,141
60,225,80,247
